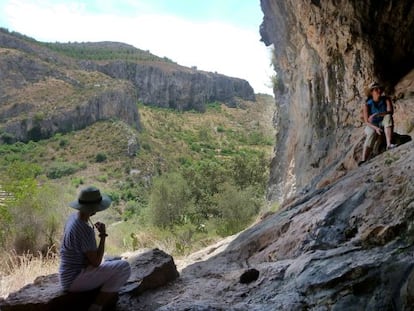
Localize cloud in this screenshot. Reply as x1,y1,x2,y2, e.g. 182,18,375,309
2,0,273,94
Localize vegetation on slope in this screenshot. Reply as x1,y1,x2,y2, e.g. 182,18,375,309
0,95,275,264
42,41,175,63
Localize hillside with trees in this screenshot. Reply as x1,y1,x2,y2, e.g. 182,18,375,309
0,86,275,300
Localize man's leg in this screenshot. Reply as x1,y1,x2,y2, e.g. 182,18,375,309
69,260,131,310
92,260,131,309
382,115,395,149
361,126,376,162
385,126,393,146
362,146,371,162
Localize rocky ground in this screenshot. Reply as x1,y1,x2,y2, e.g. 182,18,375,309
115,140,413,310
1,134,412,311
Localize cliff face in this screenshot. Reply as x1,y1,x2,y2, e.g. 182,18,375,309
0,29,255,143
80,60,255,112
260,0,414,201
0,30,140,143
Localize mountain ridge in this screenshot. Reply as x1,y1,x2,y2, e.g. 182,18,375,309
0,28,255,143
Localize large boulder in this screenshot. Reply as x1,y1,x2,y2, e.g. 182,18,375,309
0,248,179,311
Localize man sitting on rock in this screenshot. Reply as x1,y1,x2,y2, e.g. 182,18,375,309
59,186,131,311
359,81,396,166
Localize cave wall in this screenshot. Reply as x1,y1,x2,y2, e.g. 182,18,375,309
260,0,414,201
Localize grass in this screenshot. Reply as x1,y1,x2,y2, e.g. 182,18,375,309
0,249,59,299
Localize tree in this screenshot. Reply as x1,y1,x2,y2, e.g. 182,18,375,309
181,159,230,220
230,151,268,193
213,183,261,236
149,172,192,228
1,161,66,253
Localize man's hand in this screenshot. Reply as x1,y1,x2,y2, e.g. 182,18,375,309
368,113,378,123
94,222,106,235
374,127,383,135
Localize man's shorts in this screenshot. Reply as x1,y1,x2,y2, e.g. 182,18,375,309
363,114,393,149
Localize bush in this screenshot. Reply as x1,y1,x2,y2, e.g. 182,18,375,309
1,163,67,253
181,159,230,220
1,132,15,144
149,172,192,228
46,162,80,179
213,183,261,237
141,142,151,151
71,177,84,187
229,151,268,192
123,200,141,220
59,138,69,147
96,175,108,183
95,152,107,163
216,125,225,133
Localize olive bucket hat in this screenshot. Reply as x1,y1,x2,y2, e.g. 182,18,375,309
69,186,111,213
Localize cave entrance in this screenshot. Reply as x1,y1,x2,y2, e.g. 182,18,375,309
368,2,414,89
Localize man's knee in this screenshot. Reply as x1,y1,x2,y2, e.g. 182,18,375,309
364,130,377,149
115,260,131,280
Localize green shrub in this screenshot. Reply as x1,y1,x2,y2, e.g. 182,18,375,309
149,172,192,228
107,190,121,205
1,132,15,144
95,152,107,163
46,162,80,179
229,151,268,192
96,175,108,183
206,102,222,112
123,200,141,220
59,138,69,147
1,162,67,253
190,143,201,152
198,127,211,141
78,162,87,169
141,142,151,151
220,148,234,155
213,183,261,237
34,112,45,122
71,177,84,187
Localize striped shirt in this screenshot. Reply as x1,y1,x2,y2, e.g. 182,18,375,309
59,213,97,290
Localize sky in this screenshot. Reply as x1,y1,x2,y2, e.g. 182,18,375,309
0,0,274,95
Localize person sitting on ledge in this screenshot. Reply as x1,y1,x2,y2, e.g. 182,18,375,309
359,81,396,166
59,186,131,311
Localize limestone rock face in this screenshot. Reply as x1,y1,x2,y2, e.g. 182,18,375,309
1,83,140,143
0,29,254,143
260,0,414,201
80,60,255,112
0,30,141,143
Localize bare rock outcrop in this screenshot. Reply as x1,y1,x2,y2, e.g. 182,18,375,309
260,0,414,202
80,59,255,112
1,82,140,143
0,29,141,144
0,29,254,143
0,248,179,311
111,141,413,311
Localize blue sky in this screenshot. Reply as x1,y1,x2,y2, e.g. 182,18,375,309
0,0,273,94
